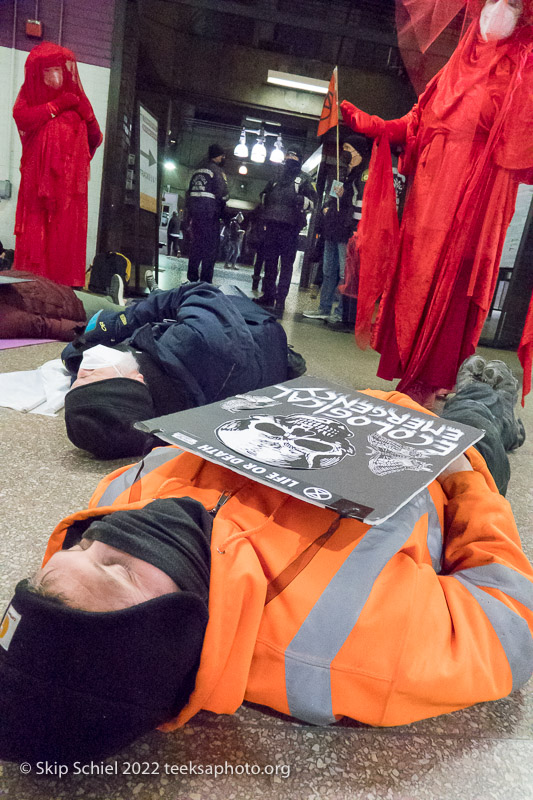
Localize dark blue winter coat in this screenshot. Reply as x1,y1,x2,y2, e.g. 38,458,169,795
62,282,289,407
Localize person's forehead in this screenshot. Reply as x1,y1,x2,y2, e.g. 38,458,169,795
40,548,146,609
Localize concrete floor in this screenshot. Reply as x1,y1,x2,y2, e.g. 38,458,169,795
0,260,532,800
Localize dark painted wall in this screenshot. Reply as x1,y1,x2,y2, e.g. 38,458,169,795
0,0,115,68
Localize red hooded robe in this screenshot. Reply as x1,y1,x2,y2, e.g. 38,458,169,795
13,43,103,287
341,6,533,399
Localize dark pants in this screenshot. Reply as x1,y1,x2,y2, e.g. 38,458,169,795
252,240,267,287
187,216,220,283
167,234,180,256
441,382,511,496
262,222,299,305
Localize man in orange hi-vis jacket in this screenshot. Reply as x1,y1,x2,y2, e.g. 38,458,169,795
0,387,532,764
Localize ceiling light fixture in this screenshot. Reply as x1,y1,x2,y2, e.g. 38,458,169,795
163,160,177,170
233,128,249,158
238,164,248,175
235,122,286,165
269,134,285,164
267,70,329,94
250,137,267,164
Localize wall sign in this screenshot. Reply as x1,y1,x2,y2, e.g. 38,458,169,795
139,105,158,213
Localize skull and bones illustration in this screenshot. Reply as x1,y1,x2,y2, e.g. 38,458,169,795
215,413,357,469
366,431,433,476
220,394,281,413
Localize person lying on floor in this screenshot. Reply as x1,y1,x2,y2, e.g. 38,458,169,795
62,281,296,459
1,385,532,764
0,269,125,341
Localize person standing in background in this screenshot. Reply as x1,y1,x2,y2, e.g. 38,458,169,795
186,144,229,283
255,149,317,318
223,212,244,270
304,134,370,329
341,0,533,406
13,43,102,287
167,211,181,257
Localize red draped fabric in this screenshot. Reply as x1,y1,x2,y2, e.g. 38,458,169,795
13,43,103,286
341,10,533,400
518,295,533,405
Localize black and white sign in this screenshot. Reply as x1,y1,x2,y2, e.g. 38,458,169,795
136,377,484,524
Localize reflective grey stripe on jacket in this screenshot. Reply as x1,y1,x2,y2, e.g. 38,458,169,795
96,448,181,507
284,489,440,725
454,563,533,690
189,191,216,199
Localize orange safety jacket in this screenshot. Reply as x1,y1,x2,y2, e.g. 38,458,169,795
42,391,533,729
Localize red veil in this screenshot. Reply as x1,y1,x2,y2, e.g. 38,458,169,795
13,43,102,286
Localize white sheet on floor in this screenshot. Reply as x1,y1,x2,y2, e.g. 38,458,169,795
0,359,71,416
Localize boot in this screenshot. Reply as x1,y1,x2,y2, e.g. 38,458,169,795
455,354,486,393
273,301,285,320
252,277,259,291
254,294,275,308
482,361,525,451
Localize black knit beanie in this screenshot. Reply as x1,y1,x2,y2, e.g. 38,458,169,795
208,143,225,159
342,133,372,159
64,378,157,459
0,499,212,763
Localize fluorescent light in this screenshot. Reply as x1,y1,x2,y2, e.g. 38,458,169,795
301,145,322,174
267,70,329,94
246,117,281,127
251,139,267,163
238,164,248,175
163,160,177,170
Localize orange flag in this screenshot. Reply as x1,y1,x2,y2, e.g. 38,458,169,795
317,67,338,136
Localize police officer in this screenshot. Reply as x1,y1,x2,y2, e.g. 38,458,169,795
255,149,317,318
186,144,229,283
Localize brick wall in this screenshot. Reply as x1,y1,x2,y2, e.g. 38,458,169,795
0,0,114,67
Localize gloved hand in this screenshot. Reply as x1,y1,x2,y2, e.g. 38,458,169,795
48,92,79,115
77,95,95,121
340,100,385,137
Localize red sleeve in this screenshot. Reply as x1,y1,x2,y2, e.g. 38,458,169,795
86,116,103,159
13,95,53,135
518,292,533,406
340,100,411,145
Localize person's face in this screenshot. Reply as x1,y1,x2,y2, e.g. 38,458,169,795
480,0,523,40
343,144,362,168
43,66,64,89
70,365,145,391
36,540,180,611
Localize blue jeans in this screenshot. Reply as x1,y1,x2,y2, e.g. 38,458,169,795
225,241,240,267
319,240,347,319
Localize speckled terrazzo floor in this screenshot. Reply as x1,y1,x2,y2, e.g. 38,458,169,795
1,267,532,800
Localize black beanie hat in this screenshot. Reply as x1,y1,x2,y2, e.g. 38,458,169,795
0,580,208,763
65,378,157,459
342,133,372,159
208,143,225,159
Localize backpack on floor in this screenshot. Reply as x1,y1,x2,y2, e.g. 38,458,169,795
88,252,131,295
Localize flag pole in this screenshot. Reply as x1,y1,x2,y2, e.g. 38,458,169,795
335,66,340,211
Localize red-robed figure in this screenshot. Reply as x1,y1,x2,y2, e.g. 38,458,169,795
341,0,533,406
13,43,103,287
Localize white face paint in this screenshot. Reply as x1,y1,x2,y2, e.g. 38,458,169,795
480,0,522,41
